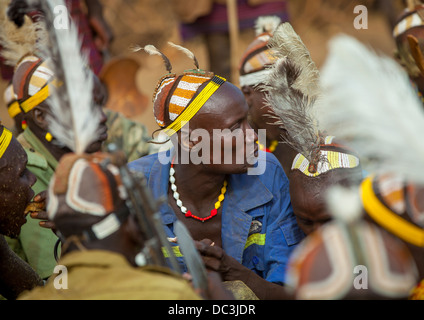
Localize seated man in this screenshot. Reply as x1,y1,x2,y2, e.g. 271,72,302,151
241,21,364,235
128,43,304,300
19,152,233,300
0,123,44,299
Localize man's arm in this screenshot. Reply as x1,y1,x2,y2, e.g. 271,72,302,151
195,239,293,300
0,235,43,300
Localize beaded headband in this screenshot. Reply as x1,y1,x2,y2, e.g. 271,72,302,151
360,175,424,247
239,16,281,88
136,43,226,136
0,127,12,159
291,136,360,177
13,56,56,114
3,84,21,119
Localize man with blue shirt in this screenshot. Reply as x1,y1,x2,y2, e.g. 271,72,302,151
128,44,305,300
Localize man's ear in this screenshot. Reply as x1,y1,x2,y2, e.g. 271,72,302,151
32,105,49,130
241,85,254,104
178,125,201,151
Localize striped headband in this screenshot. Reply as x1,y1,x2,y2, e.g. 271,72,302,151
48,153,129,241
144,43,226,136
13,56,56,114
393,7,424,38
0,127,13,159
361,176,424,247
3,84,21,119
162,74,226,137
291,136,360,177
239,16,281,87
285,221,418,300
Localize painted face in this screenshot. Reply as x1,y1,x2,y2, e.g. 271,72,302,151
187,82,259,174
0,137,36,238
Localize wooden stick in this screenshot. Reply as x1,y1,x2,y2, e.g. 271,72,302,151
227,0,240,86
407,34,424,77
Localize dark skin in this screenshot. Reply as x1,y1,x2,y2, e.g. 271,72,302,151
169,81,292,300
21,74,109,229
53,177,233,300
241,85,299,176
0,134,43,299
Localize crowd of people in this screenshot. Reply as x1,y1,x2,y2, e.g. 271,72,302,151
0,0,423,303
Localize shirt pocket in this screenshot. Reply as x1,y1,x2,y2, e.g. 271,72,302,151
279,214,305,246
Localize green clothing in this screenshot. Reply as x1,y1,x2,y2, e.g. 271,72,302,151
6,128,59,280
103,109,157,161
18,250,202,300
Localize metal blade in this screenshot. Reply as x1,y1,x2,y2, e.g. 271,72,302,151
174,220,208,292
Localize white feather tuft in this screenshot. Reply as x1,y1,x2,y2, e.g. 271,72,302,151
42,0,100,154
326,186,363,224
269,22,321,100
168,42,199,69
317,34,424,184
254,16,282,36
260,22,321,159
143,44,163,57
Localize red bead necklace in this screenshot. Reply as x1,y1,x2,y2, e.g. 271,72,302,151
169,161,228,222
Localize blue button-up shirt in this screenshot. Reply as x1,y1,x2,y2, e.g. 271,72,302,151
128,151,305,285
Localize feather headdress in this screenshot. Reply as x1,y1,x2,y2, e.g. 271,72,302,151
316,34,424,184
0,1,48,67
261,22,321,161
29,0,101,154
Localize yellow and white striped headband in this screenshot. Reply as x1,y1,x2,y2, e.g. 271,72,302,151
291,150,360,177
163,75,226,137
0,127,13,159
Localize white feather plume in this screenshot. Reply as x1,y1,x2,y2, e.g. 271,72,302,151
254,16,281,36
260,22,321,159
268,22,321,100
168,42,199,70
316,34,424,184
39,0,101,154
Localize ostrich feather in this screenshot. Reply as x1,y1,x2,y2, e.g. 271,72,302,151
0,3,47,66
268,22,321,100
168,42,199,70
316,34,424,184
254,15,281,36
260,22,321,160
133,44,173,73
32,0,101,154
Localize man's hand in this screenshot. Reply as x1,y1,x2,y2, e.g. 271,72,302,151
28,191,56,232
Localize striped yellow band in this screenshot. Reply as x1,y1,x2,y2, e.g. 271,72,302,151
244,233,266,250
163,75,226,137
360,176,424,247
162,246,183,258
20,85,50,113
8,101,22,119
0,128,12,159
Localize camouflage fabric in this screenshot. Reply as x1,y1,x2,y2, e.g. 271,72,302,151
103,109,156,162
